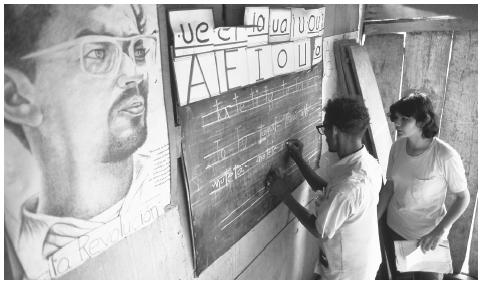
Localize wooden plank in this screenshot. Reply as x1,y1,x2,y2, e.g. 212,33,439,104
347,45,393,179
402,31,452,116
440,30,478,274
322,32,359,107
333,40,356,96
357,4,366,43
364,34,404,141
365,18,477,35
157,4,196,271
468,201,477,277
365,4,478,21
338,40,360,96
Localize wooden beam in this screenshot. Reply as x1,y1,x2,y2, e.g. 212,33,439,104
365,18,477,35
365,4,478,21
157,4,196,276
468,201,478,277
334,40,357,96
357,4,366,43
347,45,393,178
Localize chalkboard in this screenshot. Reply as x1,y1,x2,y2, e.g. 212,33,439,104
179,63,323,274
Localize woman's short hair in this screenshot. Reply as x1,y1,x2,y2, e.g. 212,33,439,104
324,97,370,137
389,90,439,138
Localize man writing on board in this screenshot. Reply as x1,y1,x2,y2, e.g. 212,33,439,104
5,4,165,279
265,97,383,279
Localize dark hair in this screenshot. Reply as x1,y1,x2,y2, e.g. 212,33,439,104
5,5,55,81
323,97,370,137
389,90,439,138
5,5,55,150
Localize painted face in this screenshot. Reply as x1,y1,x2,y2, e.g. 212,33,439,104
391,113,421,138
28,5,153,163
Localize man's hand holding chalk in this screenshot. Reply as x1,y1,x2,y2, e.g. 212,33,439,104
265,168,289,201
285,139,304,163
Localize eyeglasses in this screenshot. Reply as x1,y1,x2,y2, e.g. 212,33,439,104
21,34,157,76
316,124,325,135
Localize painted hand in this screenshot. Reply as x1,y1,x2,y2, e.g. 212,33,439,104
285,139,303,163
418,225,447,253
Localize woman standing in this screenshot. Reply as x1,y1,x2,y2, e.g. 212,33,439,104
377,91,470,279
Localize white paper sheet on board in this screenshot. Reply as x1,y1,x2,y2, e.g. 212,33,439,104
169,9,215,57
312,36,323,66
306,8,325,37
290,8,308,41
293,39,312,72
271,42,295,76
269,8,292,43
246,45,274,84
213,27,248,50
174,52,220,106
244,7,270,47
215,48,249,92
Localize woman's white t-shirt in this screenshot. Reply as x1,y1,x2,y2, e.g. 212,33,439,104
386,137,468,240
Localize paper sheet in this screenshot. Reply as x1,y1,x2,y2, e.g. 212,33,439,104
394,240,453,273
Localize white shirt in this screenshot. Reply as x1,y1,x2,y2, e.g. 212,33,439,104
314,146,383,280
316,151,340,183
386,137,468,240
15,153,168,279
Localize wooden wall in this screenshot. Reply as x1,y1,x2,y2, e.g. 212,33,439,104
364,4,478,277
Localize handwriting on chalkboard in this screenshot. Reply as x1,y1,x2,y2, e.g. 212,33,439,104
200,75,319,128
169,6,325,106
180,63,323,274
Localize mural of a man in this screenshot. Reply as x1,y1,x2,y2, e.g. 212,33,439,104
4,4,169,279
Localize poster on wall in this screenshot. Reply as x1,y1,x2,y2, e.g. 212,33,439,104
4,4,171,279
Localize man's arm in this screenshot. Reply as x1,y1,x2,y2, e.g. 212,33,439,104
377,180,394,220
283,195,320,238
286,139,327,190
293,155,327,191
265,169,320,238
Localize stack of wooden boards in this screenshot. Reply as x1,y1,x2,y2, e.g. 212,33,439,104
333,40,392,179
333,40,393,279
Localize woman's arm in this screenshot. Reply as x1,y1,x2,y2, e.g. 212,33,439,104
377,179,394,220
419,189,470,252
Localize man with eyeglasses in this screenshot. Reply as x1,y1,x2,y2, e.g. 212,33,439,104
5,5,163,279
265,97,383,279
